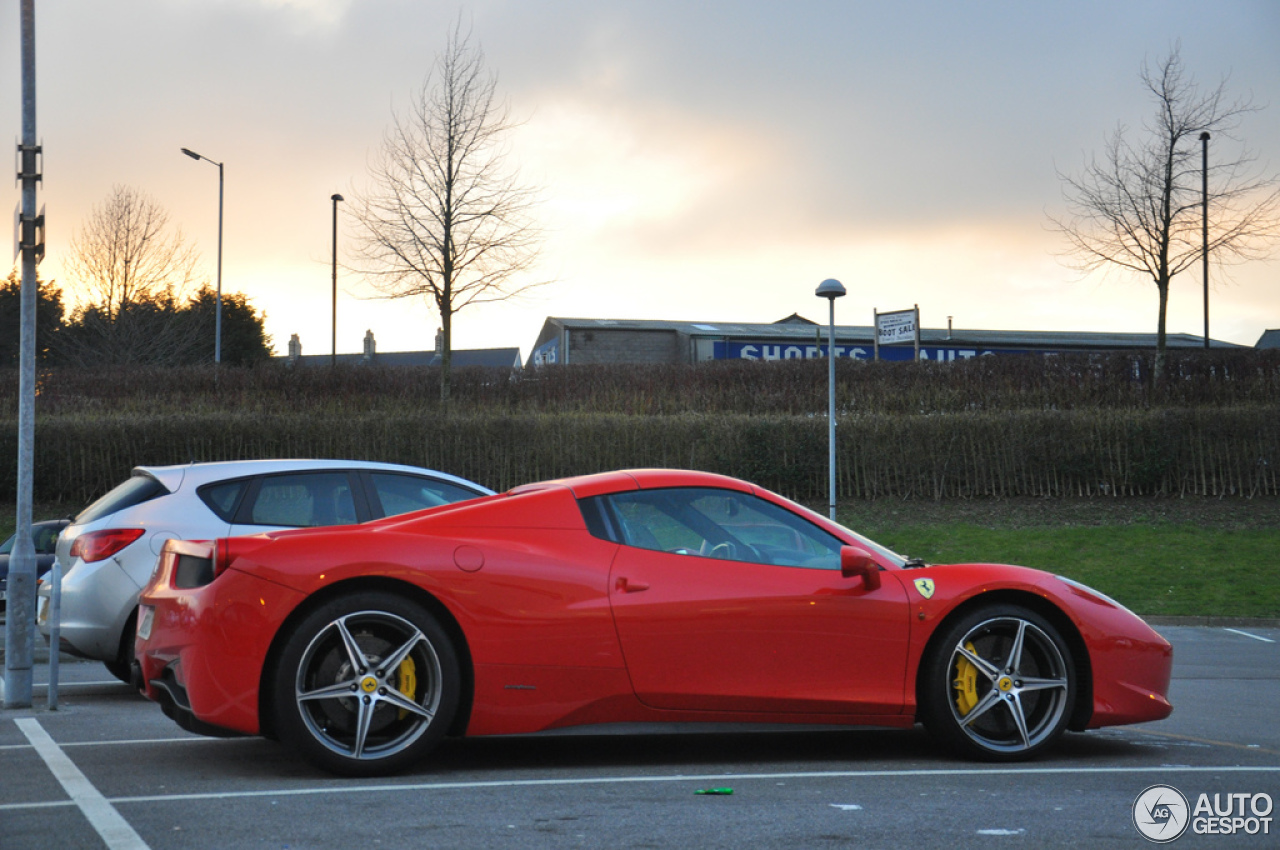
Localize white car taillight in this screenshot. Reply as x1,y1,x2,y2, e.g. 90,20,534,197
69,529,146,563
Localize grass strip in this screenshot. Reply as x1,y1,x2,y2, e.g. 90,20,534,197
857,522,1280,618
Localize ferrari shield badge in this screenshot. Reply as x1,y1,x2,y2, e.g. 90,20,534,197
913,578,936,599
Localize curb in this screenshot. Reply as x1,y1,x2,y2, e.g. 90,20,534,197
1143,615,1280,628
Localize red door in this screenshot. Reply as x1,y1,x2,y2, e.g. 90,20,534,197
609,546,911,715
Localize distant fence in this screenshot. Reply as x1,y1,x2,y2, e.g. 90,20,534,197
3,407,1276,505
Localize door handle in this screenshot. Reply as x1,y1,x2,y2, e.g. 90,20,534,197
616,577,650,593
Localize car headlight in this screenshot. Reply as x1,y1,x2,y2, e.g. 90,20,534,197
1055,575,1136,616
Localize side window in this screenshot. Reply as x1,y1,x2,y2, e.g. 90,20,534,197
246,472,357,528
687,490,843,569
33,525,60,554
368,473,481,518
602,488,844,569
2,523,70,555
199,479,250,522
579,496,615,541
610,493,705,552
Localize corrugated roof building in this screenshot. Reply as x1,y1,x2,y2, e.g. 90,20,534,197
529,316,1248,366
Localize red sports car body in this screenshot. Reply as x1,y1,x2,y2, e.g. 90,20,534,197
135,469,1172,775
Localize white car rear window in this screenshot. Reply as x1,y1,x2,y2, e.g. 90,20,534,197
75,475,168,524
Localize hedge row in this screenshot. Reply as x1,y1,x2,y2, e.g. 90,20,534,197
8,350,1280,417
4,407,1276,505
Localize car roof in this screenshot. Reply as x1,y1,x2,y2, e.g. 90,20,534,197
132,459,493,495
512,468,754,499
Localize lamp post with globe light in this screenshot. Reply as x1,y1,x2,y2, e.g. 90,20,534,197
816,278,846,520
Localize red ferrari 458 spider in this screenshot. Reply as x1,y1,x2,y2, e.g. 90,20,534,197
134,469,1172,776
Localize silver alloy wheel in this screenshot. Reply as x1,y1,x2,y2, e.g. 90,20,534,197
294,609,443,762
946,615,1071,755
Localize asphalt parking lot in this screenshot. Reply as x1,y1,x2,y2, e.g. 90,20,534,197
2,623,1278,849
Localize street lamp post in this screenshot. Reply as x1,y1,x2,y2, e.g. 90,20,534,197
181,147,224,364
1200,131,1210,349
816,278,847,521
331,194,344,367
6,0,40,709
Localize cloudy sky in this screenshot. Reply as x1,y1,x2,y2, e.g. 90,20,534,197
3,0,1278,359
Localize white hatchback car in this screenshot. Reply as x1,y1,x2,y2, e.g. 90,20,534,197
39,459,492,681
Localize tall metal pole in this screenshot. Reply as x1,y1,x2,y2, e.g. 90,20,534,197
331,194,344,367
5,0,40,709
215,161,223,364
816,278,846,521
181,148,224,363
1200,131,1210,349
913,304,920,361
827,298,837,520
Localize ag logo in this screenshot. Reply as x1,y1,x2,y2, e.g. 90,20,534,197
912,578,935,599
1133,784,1189,843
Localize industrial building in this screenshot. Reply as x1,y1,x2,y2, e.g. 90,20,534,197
529,316,1251,366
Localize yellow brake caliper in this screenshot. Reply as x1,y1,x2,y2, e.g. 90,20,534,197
953,641,980,716
397,657,418,719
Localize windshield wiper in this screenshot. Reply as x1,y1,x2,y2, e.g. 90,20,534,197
902,557,928,569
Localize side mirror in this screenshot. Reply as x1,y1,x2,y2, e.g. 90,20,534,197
840,545,881,590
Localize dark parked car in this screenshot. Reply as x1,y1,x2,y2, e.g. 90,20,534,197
0,518,70,610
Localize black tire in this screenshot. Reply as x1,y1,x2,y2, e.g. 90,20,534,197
103,658,132,683
104,613,137,684
919,604,1075,761
271,591,461,776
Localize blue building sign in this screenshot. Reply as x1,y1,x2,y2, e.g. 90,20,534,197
711,341,1038,361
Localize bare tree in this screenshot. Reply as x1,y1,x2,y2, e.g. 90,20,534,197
1053,47,1280,373
352,23,540,402
66,185,202,321
61,185,206,365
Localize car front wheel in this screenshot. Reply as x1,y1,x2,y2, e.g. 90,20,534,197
272,592,460,776
920,605,1075,760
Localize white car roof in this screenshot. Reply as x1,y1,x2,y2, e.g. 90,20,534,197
133,459,493,495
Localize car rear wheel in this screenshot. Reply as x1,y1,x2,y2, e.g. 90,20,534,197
104,612,137,684
919,605,1075,760
272,592,460,776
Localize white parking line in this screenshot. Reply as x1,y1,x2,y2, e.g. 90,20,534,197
1,762,1279,814
5,764,1268,808
0,680,132,702
0,736,206,752
1223,627,1276,643
14,718,150,850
